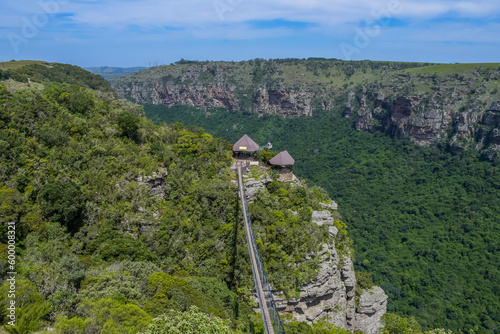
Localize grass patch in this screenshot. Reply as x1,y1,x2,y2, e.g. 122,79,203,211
0,60,52,70
404,63,500,75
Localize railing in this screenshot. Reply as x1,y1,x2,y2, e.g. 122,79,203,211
237,165,286,334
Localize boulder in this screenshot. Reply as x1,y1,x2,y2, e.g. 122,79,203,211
244,177,272,199
312,210,334,226
320,201,338,210
354,286,388,334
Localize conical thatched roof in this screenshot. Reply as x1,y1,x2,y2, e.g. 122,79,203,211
233,134,259,152
269,150,295,166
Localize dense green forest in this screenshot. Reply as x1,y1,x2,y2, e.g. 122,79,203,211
145,103,500,333
0,63,369,333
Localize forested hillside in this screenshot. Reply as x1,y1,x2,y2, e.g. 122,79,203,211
0,61,114,93
0,62,361,334
145,103,500,333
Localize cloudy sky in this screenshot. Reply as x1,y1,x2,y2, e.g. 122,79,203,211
1,0,499,67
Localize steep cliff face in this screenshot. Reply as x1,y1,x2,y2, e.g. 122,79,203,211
111,60,500,159
240,169,387,333
111,61,326,117
274,209,387,334
352,68,500,160
253,87,314,116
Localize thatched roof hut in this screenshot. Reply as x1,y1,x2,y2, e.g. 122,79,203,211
233,134,259,152
269,150,295,167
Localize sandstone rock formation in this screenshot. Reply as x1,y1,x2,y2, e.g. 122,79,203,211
111,63,333,118
312,210,334,226
351,71,500,159
320,200,338,210
355,287,388,334
274,209,387,333
111,61,500,160
253,87,313,116
243,177,272,200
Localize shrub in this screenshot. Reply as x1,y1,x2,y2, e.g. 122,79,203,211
37,180,83,230
138,306,233,334
117,111,140,139
60,298,152,334
381,313,422,334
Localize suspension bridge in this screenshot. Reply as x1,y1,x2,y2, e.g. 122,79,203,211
237,164,286,334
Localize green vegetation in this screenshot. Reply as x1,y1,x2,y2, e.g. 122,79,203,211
381,313,421,334
0,64,340,333
144,103,500,332
281,315,355,334
0,61,113,93
115,58,500,159
0,280,52,334
0,60,48,70
138,306,233,334
111,58,432,102
403,62,500,75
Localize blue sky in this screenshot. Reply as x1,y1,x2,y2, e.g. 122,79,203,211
1,0,499,67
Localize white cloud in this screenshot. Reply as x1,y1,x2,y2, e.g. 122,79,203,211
396,0,500,19
26,0,500,28
3,0,500,30
2,0,500,48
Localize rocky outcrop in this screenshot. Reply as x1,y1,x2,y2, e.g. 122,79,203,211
243,177,272,200
355,287,388,334
153,83,240,110
275,209,387,333
488,101,500,112
312,210,334,226
356,93,453,147
120,82,316,117
116,168,168,198
233,165,386,332
320,200,338,210
135,168,168,198
274,223,354,328
111,62,335,117
111,61,500,160
253,87,313,117
352,69,500,158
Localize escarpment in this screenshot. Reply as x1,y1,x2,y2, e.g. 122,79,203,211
352,69,500,160
111,61,327,117
111,60,500,160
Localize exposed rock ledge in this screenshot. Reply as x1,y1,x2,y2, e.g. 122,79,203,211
116,168,168,199
244,177,272,199
238,175,387,333
275,209,387,333
355,286,388,334
135,169,168,198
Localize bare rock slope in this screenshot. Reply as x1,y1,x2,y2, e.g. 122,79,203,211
275,209,387,334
